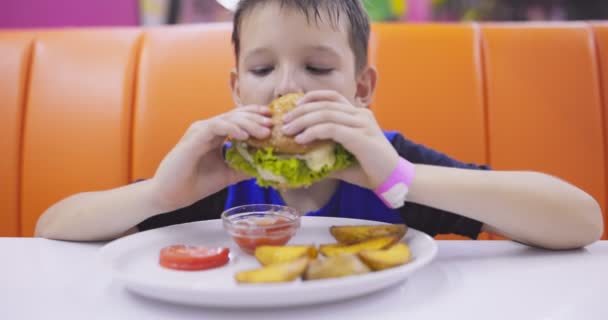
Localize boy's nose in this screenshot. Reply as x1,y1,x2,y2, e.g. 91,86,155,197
274,68,303,98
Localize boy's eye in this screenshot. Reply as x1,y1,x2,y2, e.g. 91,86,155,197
250,67,273,76
306,66,333,75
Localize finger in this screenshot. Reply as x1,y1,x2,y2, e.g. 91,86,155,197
297,90,349,106
294,123,355,145
208,119,248,140
181,120,207,142
282,109,363,136
283,101,357,122
228,114,271,140
238,111,273,127
236,104,272,115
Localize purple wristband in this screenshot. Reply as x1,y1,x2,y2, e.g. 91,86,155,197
374,157,415,209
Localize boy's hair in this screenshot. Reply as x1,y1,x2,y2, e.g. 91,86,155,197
231,0,370,72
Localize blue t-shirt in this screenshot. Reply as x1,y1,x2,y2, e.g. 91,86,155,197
137,131,490,239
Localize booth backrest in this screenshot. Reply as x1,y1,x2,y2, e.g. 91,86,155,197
1,22,606,239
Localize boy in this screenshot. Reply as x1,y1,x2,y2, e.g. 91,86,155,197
36,0,603,250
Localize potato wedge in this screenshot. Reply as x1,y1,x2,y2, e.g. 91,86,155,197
318,242,342,252
235,257,309,284
358,243,411,271
304,254,371,280
255,245,318,266
330,224,407,244
319,236,398,257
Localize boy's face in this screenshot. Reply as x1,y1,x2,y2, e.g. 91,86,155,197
231,2,375,107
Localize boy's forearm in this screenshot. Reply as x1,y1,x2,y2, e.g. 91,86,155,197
407,164,603,250
35,179,170,241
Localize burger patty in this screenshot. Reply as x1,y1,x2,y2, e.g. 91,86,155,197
247,132,334,155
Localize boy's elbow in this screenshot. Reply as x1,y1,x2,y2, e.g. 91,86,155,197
34,225,44,238
545,174,604,249
578,195,604,246
557,193,603,250
34,211,56,239
525,184,604,251
34,207,69,240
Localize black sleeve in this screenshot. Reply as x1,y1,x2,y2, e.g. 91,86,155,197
391,133,491,239
136,188,228,232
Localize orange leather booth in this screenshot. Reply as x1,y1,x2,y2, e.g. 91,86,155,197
1,22,607,240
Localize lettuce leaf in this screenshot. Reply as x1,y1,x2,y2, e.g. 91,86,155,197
225,144,355,189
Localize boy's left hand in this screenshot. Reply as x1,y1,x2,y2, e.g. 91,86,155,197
281,90,400,190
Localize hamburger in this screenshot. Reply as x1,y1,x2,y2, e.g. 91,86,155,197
225,93,355,189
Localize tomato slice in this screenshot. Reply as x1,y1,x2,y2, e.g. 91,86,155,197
159,245,230,271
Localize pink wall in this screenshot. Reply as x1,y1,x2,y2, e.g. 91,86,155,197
0,0,139,29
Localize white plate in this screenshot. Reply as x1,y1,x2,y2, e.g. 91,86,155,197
98,216,437,308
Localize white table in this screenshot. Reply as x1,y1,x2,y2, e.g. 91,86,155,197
2,238,606,320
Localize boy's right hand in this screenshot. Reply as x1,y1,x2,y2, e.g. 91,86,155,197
150,105,272,211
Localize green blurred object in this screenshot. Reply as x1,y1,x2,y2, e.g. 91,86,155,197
363,0,390,21
363,0,395,21
391,0,407,17
462,8,480,21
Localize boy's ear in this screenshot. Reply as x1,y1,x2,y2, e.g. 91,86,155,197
230,68,242,105
355,65,377,108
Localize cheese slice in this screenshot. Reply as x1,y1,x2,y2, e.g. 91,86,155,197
296,144,335,172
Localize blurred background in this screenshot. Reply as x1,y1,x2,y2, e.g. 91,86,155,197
1,0,607,29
